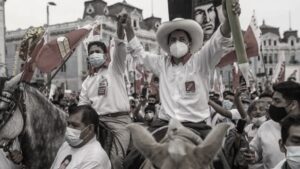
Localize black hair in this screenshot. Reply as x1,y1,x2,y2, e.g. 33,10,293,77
167,29,192,45
281,114,300,144
69,105,99,133
273,81,300,101
259,92,273,99
87,41,107,54
223,90,234,98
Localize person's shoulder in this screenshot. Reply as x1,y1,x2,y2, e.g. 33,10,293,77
272,159,286,169
85,139,108,158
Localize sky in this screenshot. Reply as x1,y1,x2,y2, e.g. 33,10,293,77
4,0,300,36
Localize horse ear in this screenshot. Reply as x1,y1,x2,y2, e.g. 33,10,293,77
4,73,23,91
194,123,230,164
168,118,202,144
127,124,161,157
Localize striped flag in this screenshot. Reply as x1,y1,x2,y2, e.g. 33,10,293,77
272,51,286,83
35,24,93,73
217,12,261,68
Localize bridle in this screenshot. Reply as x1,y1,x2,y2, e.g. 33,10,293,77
0,86,26,154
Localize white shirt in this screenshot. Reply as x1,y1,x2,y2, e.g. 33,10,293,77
127,28,232,122
78,39,130,115
51,137,111,169
273,159,286,169
250,120,285,169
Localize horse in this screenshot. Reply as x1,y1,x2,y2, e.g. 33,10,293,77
0,74,67,169
127,119,230,169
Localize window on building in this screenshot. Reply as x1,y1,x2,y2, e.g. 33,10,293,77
269,55,273,64
264,55,268,64
291,40,294,46
61,63,67,72
269,39,272,46
263,40,266,46
133,20,137,28
269,68,273,75
274,40,277,46
274,53,278,63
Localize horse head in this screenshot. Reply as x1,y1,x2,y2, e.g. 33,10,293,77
128,119,229,169
0,73,67,169
0,73,24,147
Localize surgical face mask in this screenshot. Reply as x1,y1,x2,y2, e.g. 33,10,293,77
251,116,267,126
65,127,84,147
286,146,300,169
87,53,105,68
268,105,288,123
170,41,189,58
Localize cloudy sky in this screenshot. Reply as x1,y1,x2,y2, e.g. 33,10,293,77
5,0,300,35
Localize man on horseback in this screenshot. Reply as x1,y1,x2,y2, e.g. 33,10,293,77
78,17,131,169
123,0,240,136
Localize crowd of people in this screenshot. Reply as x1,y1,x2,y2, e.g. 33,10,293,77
1,0,300,169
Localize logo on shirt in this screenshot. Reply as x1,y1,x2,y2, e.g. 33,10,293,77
98,78,108,96
185,81,196,94
58,154,72,169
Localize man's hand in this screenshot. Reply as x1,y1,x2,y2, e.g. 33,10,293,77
118,14,135,42
221,0,241,37
240,148,256,164
117,16,125,40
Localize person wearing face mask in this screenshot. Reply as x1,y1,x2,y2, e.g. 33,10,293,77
124,0,239,135
78,16,131,168
244,100,268,141
51,105,111,169
242,81,300,169
274,114,300,169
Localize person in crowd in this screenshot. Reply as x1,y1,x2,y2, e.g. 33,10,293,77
78,16,131,168
51,105,111,169
244,100,268,141
273,114,300,169
243,81,300,169
123,0,240,136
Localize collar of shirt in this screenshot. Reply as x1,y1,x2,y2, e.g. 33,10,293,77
89,65,109,76
170,53,192,65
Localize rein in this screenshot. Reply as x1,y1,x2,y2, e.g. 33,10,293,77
0,85,26,164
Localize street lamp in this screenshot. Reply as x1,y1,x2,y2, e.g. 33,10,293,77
46,1,56,89
46,1,56,26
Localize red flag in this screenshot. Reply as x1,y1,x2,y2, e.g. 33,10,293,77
232,62,240,89
35,24,93,73
217,13,261,68
272,51,286,83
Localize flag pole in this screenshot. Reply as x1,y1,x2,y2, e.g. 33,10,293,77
226,0,250,86
40,49,75,92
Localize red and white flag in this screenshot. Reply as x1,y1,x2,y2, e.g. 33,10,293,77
217,12,261,68
35,24,93,73
272,51,286,83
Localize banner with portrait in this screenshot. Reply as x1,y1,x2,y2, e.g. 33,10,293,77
168,0,224,42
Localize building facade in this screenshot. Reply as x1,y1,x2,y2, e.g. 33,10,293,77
5,0,161,91
0,0,6,76
220,20,300,90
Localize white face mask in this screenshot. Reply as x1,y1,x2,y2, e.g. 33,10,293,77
251,116,267,126
170,41,189,58
87,53,105,68
65,127,84,147
286,146,300,169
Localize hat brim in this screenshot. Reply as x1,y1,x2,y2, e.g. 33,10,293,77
156,19,203,54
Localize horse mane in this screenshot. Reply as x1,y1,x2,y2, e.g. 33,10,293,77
19,83,67,169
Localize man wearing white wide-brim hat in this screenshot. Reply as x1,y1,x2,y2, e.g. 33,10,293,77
122,0,240,133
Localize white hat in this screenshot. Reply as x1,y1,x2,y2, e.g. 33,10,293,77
156,18,204,54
